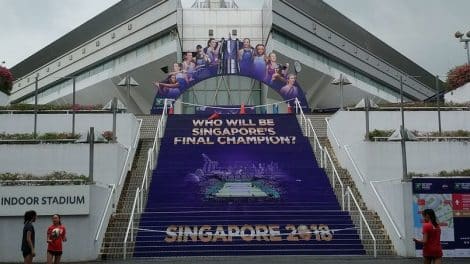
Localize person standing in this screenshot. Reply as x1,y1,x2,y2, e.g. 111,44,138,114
21,210,37,264
413,209,443,264
46,214,67,264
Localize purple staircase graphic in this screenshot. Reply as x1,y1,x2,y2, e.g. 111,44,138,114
133,114,365,257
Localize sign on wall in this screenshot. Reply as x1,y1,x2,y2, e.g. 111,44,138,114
0,185,90,216
151,35,309,114
413,178,470,257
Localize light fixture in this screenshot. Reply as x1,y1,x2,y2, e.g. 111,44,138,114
455,31,464,38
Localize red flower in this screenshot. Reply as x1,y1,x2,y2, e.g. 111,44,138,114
0,66,14,94
447,64,470,91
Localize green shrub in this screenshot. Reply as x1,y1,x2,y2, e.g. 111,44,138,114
0,104,103,111
0,171,91,186
367,129,394,140
0,132,80,140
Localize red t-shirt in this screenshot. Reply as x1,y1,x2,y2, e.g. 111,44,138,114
422,222,442,257
47,225,66,252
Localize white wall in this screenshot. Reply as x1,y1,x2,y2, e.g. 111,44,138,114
0,144,127,262
0,185,113,262
327,110,470,256
0,113,138,149
445,83,470,104
0,144,127,185
0,113,141,262
0,92,8,106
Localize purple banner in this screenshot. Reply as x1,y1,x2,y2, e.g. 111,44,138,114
151,36,308,114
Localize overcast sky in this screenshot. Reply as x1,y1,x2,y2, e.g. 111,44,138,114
1,0,469,78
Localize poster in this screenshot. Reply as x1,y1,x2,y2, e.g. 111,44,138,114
413,178,470,257
151,35,309,114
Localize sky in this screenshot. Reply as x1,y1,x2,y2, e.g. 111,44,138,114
1,0,469,78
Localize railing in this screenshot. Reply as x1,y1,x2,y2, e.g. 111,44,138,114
344,145,366,184
323,147,345,210
94,184,116,241
95,117,142,245
326,111,404,252
294,99,374,256
370,179,403,240
346,186,377,258
118,118,142,186
123,188,140,259
191,0,238,8
325,117,341,149
123,99,169,259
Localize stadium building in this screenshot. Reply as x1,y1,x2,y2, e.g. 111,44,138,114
9,0,438,113
2,0,469,262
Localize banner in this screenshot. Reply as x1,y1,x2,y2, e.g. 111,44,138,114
151,35,309,114
0,185,90,216
413,178,470,257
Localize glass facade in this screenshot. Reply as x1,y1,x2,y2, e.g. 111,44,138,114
272,30,401,100
21,34,174,104
181,76,263,114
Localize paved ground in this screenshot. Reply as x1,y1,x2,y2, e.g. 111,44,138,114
62,256,470,264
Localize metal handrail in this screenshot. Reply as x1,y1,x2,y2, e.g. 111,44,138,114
325,117,341,148
94,184,116,241
370,179,403,239
323,147,345,210
122,99,169,258
118,118,142,186
346,186,377,257
344,145,366,184
295,98,376,257
123,187,140,259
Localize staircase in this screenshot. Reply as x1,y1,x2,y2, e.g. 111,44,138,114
133,114,366,257
306,114,395,256
99,115,160,260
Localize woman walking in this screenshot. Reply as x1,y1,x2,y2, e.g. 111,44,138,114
414,209,443,264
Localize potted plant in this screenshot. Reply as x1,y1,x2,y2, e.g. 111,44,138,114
102,131,114,142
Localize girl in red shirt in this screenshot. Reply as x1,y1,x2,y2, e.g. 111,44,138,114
46,214,67,264
413,209,443,264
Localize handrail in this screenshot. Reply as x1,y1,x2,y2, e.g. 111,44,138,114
370,179,403,239
295,98,375,257
118,118,142,186
123,99,169,258
133,119,143,149
323,147,345,210
346,186,377,258
94,184,116,241
344,145,366,184
324,117,341,148
123,187,140,259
